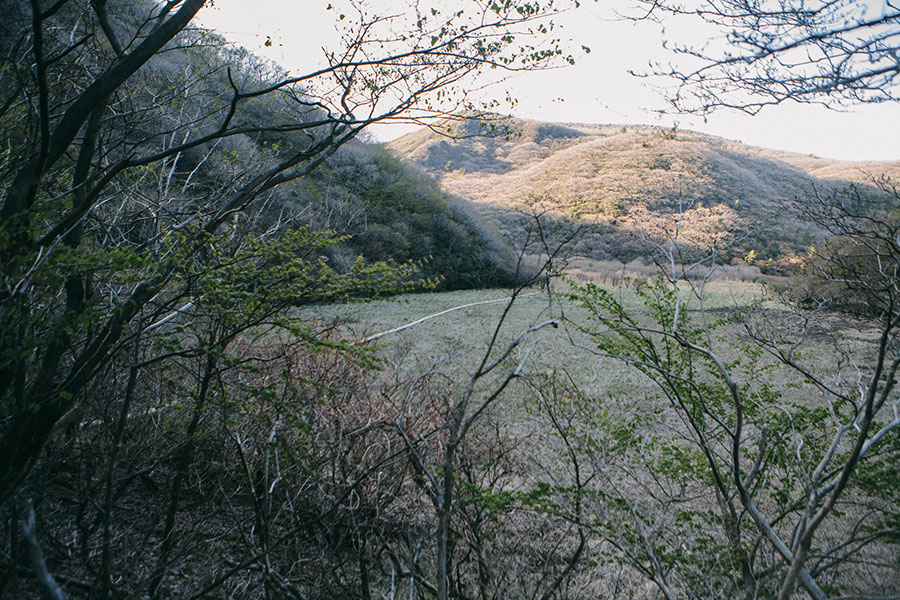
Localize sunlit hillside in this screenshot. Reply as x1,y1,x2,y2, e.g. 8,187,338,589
390,118,900,270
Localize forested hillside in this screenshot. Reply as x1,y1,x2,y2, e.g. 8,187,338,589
299,146,519,289
0,0,517,292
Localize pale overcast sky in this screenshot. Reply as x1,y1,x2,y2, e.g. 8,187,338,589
196,1,900,162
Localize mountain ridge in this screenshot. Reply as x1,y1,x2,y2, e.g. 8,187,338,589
388,117,900,271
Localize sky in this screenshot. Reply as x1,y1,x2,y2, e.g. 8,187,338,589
195,1,900,162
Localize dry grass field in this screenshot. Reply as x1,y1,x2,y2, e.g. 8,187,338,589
314,279,862,414
311,278,773,395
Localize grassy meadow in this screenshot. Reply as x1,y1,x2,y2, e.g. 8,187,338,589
310,275,881,436
309,278,772,393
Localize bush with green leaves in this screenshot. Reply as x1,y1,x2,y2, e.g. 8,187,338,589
562,269,900,599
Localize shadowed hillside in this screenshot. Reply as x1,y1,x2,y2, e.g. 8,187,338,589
389,118,900,270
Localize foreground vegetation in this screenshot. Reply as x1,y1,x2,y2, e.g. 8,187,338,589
3,1,899,599
9,263,899,598
0,0,573,597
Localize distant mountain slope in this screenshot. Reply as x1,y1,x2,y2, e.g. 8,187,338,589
389,118,900,270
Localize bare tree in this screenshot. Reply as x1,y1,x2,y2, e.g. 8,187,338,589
0,1,584,596
631,0,900,113
0,0,577,502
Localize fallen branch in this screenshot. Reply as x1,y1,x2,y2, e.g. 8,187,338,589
357,292,540,344
22,499,66,600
